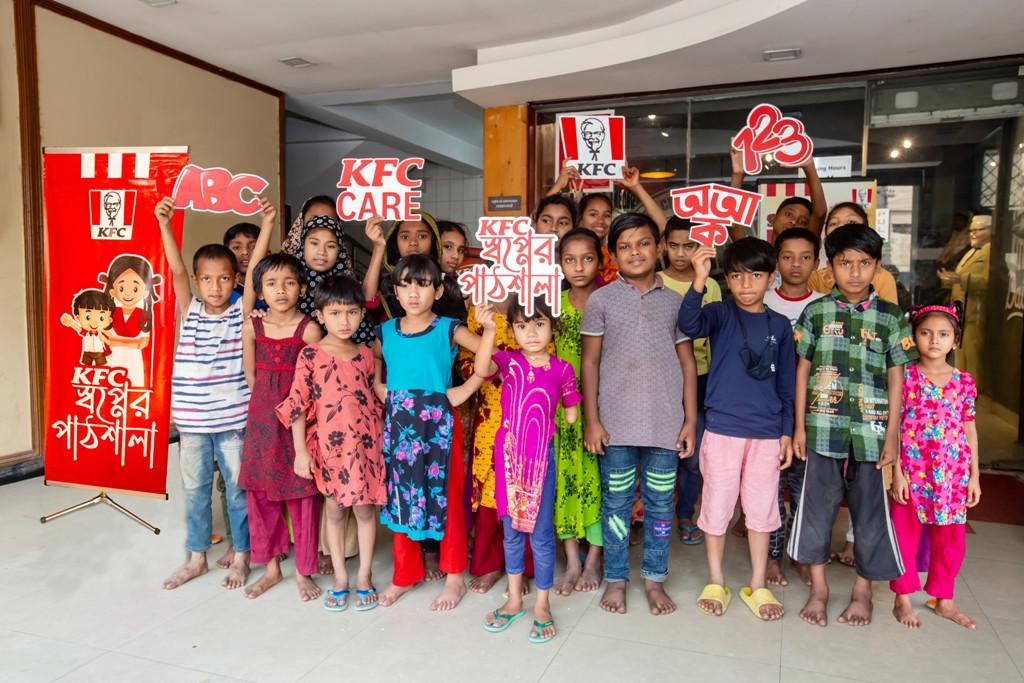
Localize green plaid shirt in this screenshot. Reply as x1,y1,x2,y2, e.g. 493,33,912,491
794,287,916,462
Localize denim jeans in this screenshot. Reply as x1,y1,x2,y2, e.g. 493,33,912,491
179,430,250,553
601,445,678,583
676,374,707,522
502,446,556,590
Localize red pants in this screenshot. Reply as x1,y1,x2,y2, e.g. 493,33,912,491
247,491,320,576
470,505,533,577
889,500,966,600
392,418,469,586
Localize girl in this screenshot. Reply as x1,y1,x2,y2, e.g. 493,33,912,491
891,302,981,630
438,220,468,275
238,206,324,601
374,254,481,611
97,254,162,387
475,297,580,644
281,194,353,275
277,276,385,612
533,196,577,237
551,228,603,596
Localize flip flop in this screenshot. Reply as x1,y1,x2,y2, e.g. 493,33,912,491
355,586,379,612
697,583,731,616
680,524,705,546
528,619,556,644
323,588,349,612
739,586,784,620
483,608,525,633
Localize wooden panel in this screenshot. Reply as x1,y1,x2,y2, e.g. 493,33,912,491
483,105,528,217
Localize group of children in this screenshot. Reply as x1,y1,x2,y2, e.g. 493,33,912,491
157,159,982,644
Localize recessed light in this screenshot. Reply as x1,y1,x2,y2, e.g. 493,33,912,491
139,0,177,6
279,57,316,68
902,138,912,149
762,48,802,62
648,114,657,120
890,149,901,159
640,170,676,179
660,131,670,138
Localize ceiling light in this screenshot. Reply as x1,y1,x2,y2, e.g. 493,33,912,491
902,138,912,149
762,48,802,62
279,57,316,68
648,114,657,120
139,0,177,6
640,170,676,179
660,131,670,138
889,149,901,159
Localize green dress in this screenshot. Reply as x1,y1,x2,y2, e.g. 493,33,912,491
554,291,602,543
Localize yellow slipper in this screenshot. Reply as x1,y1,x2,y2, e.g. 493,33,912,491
697,583,731,616
739,586,783,620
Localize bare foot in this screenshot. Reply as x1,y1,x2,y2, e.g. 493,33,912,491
162,554,207,590
832,542,855,567
431,574,467,611
317,552,334,576
600,581,627,614
245,566,283,599
644,580,676,615
502,578,531,599
794,561,812,586
837,581,873,626
296,574,322,602
468,570,502,594
766,559,789,587
575,563,601,592
216,547,235,570
379,583,413,607
800,587,829,627
221,556,250,590
892,594,921,629
934,599,977,629
553,567,581,597
731,517,747,538
423,552,445,582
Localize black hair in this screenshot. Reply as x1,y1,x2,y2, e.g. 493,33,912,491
193,244,238,274
300,195,336,221
72,288,115,316
96,254,162,333
507,294,557,331
222,222,259,246
313,275,365,311
663,216,694,240
910,301,964,345
824,223,882,262
722,237,775,274
825,202,868,231
577,193,613,222
393,253,442,288
608,212,660,252
384,212,440,269
777,196,812,215
558,227,604,267
774,227,821,258
437,220,467,240
533,194,578,227
252,253,305,297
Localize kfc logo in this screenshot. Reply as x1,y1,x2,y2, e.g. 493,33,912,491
89,189,137,240
557,113,626,180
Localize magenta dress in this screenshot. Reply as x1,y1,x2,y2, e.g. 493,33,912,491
491,350,581,533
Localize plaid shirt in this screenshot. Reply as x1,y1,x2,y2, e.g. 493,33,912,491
794,287,916,462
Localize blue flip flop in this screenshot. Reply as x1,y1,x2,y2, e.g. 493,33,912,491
528,619,556,644
323,588,349,612
355,586,379,612
680,524,705,546
484,609,525,633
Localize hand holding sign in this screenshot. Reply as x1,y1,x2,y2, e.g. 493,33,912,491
691,245,717,282
731,103,813,176
670,183,762,248
336,158,424,222
172,164,270,215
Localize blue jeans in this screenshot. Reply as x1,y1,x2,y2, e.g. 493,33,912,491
179,430,250,553
502,446,556,590
676,374,707,521
601,446,678,583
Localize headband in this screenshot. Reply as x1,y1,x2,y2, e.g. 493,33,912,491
911,304,960,324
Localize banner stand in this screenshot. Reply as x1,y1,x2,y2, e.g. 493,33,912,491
40,490,160,534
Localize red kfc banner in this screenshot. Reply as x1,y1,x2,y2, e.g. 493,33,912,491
43,147,189,497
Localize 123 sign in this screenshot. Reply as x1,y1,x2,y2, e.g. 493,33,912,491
731,103,813,175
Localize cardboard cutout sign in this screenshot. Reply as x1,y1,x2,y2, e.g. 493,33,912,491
172,164,269,215
731,103,814,176
335,157,424,221
457,217,563,316
557,113,625,181
671,183,763,247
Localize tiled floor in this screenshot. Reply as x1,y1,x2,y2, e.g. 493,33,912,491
2,445,1023,682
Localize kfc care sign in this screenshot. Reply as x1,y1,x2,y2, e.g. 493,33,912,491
336,158,425,221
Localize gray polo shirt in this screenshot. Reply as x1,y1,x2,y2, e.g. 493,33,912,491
580,276,689,451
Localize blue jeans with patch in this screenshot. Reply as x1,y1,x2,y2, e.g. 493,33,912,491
179,429,250,553
601,446,678,583
676,374,707,522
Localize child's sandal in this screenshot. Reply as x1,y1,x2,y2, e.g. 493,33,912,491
528,619,556,644
355,586,379,612
323,588,349,612
697,583,731,616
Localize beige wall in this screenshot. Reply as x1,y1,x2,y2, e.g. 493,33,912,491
0,0,33,457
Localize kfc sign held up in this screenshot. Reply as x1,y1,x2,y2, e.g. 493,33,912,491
336,158,425,221
557,113,626,180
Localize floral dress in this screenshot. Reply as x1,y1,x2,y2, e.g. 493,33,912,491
900,363,977,525
275,344,385,506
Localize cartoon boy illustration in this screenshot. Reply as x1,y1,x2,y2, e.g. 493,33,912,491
60,288,116,366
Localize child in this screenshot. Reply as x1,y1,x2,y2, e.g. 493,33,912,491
890,302,980,630
156,196,253,592
533,196,577,237
277,276,386,612
581,213,697,616
223,222,259,298
660,217,722,546
374,253,481,611
60,289,115,366
679,238,795,621
438,220,468,274
728,149,826,242
237,208,324,602
790,224,916,627
97,254,161,387
475,298,580,643
552,229,604,595
763,228,825,586
808,205,899,307
281,194,354,273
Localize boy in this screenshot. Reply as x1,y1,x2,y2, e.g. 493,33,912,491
660,217,722,545
790,224,916,627
61,289,115,366
763,228,825,587
728,150,827,242
679,238,795,621
581,213,697,616
158,196,266,592
223,222,259,300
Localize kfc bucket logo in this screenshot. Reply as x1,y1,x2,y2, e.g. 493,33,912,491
89,189,137,240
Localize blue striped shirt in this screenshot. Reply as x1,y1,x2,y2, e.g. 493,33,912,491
171,298,250,433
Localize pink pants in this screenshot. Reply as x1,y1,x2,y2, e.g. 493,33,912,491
697,431,781,536
889,499,965,600
246,490,320,576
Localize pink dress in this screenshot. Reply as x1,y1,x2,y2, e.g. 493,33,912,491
491,350,580,533
900,363,976,525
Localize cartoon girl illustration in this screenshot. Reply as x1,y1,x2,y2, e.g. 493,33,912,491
97,254,162,387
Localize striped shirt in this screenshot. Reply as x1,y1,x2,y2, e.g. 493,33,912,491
171,298,250,433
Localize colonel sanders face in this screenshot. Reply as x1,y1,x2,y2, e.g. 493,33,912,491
580,118,606,157
103,192,122,224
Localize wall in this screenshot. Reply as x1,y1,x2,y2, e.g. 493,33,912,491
418,162,484,243
0,0,33,458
